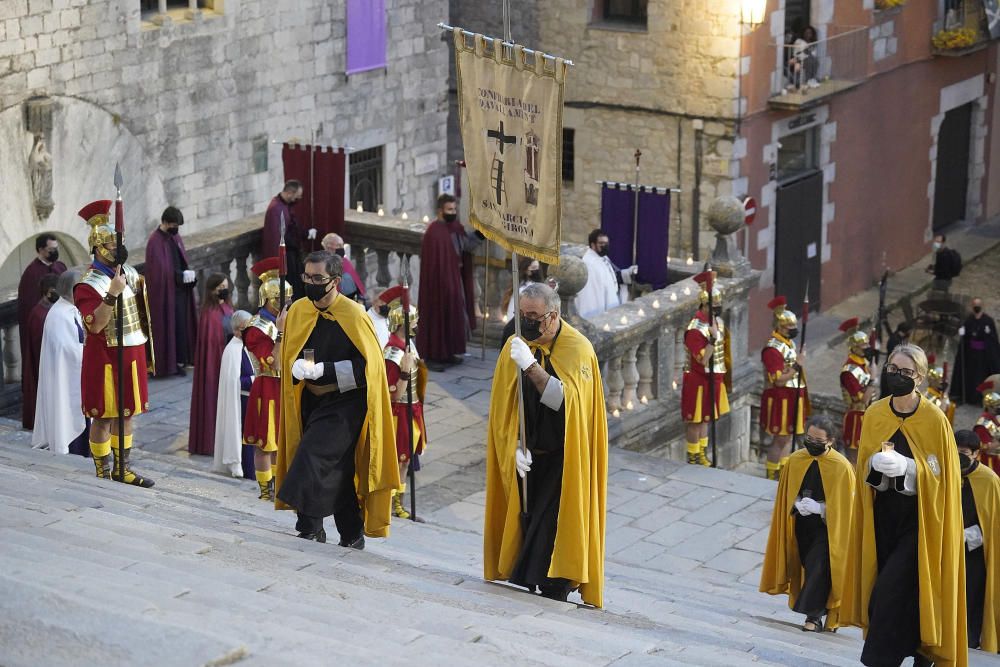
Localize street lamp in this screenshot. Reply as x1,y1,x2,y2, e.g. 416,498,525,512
741,0,767,26
737,0,768,135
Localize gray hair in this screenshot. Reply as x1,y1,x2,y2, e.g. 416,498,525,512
519,282,561,314
805,414,838,441
230,310,252,335
56,266,83,301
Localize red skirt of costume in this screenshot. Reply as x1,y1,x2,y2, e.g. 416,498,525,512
681,371,729,423
392,401,426,464
81,340,150,418
759,387,810,436
843,409,864,449
243,376,280,452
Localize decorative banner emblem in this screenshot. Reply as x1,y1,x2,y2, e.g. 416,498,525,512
453,28,568,264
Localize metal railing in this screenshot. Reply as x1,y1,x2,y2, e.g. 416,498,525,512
772,26,869,96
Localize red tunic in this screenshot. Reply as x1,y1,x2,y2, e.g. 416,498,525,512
21,300,51,429
74,282,150,418
385,334,426,463
840,368,866,449
759,342,808,436
975,413,1000,474
680,313,729,423
242,321,280,452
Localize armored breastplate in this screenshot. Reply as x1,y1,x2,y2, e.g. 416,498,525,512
684,316,726,374
841,359,871,408
765,336,802,389
977,415,1000,441
385,342,421,403
79,265,148,347
248,315,280,378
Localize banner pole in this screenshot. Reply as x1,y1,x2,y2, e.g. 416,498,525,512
481,240,489,360
632,149,641,268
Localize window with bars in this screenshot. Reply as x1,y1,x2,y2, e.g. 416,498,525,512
562,128,575,184
349,146,384,213
141,0,205,11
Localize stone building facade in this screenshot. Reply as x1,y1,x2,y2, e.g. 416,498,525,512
0,0,449,286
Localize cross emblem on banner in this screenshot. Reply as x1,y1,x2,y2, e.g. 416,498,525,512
487,121,517,154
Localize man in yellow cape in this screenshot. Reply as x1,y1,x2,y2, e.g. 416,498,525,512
841,345,967,667
484,283,608,607
759,414,855,632
955,429,1000,652
274,250,399,547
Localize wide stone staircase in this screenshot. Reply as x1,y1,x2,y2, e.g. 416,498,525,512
1,437,996,667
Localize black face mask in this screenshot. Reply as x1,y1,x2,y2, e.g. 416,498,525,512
803,438,828,457
785,327,799,340
519,316,545,342
596,245,609,257
958,453,974,474
334,248,346,257
46,249,59,262
973,306,983,314
216,289,230,301
885,371,916,397
527,270,543,282
304,281,333,302
167,226,179,236
443,213,458,223
863,347,876,361
378,304,390,317
46,292,59,304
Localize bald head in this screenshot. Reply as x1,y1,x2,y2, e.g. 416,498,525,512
322,233,344,254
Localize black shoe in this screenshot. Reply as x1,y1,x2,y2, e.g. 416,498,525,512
539,583,571,602
449,355,465,366
913,653,935,667
425,361,447,372
297,528,327,543
338,534,365,550
175,366,187,377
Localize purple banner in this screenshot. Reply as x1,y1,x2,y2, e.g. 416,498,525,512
346,0,386,75
599,184,671,290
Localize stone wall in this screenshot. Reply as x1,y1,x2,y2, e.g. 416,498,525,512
0,0,448,284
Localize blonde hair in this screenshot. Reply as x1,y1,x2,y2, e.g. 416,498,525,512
889,343,928,379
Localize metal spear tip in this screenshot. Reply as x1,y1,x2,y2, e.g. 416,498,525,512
114,163,123,191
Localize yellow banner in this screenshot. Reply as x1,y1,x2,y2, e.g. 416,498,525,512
453,28,567,265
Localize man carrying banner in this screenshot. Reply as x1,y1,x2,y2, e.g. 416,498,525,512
484,283,608,605
761,296,809,480
75,199,155,487
681,271,730,466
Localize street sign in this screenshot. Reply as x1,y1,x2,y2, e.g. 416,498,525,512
743,197,757,226
439,175,456,196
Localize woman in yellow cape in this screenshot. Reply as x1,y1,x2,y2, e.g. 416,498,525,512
841,344,967,667
483,284,608,608
274,252,400,542
759,414,855,632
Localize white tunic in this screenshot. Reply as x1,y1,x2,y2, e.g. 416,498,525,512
576,248,629,319
31,298,85,454
213,336,246,477
367,307,390,349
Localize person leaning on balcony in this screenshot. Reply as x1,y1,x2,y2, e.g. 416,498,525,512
786,25,819,91
841,343,968,667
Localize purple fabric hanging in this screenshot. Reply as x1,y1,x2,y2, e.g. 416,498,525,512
599,183,635,272
346,0,386,75
636,190,670,290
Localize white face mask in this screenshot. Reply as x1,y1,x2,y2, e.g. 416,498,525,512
933,242,942,251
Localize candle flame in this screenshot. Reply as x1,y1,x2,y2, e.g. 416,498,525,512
401,211,408,220
626,400,634,410
356,204,363,213
612,409,620,418
603,323,611,332
686,255,694,265
377,206,385,217
619,315,628,325
501,315,508,323
670,292,678,302
652,299,660,309
683,286,691,296
422,215,430,223
672,380,678,390
637,308,646,317
640,395,648,404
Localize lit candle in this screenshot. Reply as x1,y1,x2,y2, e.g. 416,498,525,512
670,292,677,302
603,323,610,332
356,202,363,213
640,395,648,405
637,308,646,317
501,314,508,323
683,286,691,296
686,255,694,266
612,409,620,418
377,205,385,217
484,312,490,320
619,315,628,325
401,211,408,220
672,380,678,390
626,400,634,410
422,215,430,223
652,299,660,309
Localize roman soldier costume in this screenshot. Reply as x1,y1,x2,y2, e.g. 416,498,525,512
923,354,955,425
760,296,810,479
379,286,428,519
838,317,873,450
243,257,292,500
974,381,1000,474
681,271,731,466
74,199,155,487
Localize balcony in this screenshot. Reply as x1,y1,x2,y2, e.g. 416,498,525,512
931,0,997,57
769,26,869,111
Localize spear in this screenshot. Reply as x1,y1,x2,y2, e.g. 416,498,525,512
401,263,420,521
278,211,287,312
791,281,809,452
704,264,718,468
113,164,126,481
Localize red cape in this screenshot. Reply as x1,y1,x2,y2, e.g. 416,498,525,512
18,258,66,413
145,229,197,376
21,300,52,429
188,303,233,455
415,219,475,362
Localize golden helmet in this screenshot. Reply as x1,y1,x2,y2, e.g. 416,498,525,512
251,257,293,308
78,199,115,250
926,354,945,385
380,285,418,335
767,296,798,329
838,317,869,352
693,270,722,307
978,381,1000,411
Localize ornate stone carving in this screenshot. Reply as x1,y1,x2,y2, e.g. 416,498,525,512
25,97,55,221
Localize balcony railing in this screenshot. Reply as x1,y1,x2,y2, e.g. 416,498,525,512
769,26,869,110
932,0,994,56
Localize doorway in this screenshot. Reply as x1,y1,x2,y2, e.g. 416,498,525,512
775,171,823,316
933,102,973,232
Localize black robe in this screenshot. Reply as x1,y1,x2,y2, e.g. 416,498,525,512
962,464,987,649
951,313,1000,405
276,315,367,541
792,460,831,618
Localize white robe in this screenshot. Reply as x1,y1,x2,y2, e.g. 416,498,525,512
367,307,390,349
213,337,245,477
31,298,85,454
577,248,629,318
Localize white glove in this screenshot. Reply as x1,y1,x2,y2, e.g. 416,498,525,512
291,359,325,381
628,264,639,276
307,228,317,240
958,326,966,337
182,269,196,284
965,525,984,551
510,337,536,371
795,497,823,516
515,448,533,478
871,449,908,477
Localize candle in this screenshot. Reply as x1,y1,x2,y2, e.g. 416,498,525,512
670,292,677,302
625,400,634,410
612,409,620,418
603,323,611,332
637,308,646,317
640,395,648,405
422,215,430,223
686,255,693,266
652,299,660,309
401,211,408,220
683,286,691,296
619,315,628,325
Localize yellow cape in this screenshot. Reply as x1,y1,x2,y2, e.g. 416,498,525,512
274,295,400,538
483,321,608,607
968,463,1000,653
841,397,968,667
759,447,855,628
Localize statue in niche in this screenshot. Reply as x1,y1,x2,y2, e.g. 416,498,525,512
29,134,53,220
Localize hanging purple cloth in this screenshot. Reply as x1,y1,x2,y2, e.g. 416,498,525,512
599,183,635,271
636,190,670,290
346,0,386,74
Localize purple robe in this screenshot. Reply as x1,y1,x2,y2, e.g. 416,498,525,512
18,257,65,428
22,300,52,429
145,228,197,377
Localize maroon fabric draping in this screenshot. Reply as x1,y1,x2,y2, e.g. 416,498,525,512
280,144,313,233
313,147,346,238
21,300,52,429
416,219,474,362
188,302,233,456
18,257,65,425
145,229,197,377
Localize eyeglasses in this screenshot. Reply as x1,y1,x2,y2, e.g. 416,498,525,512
884,364,918,379
301,274,336,285
520,311,553,323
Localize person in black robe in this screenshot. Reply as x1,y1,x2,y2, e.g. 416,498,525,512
951,298,1000,405
956,429,988,650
